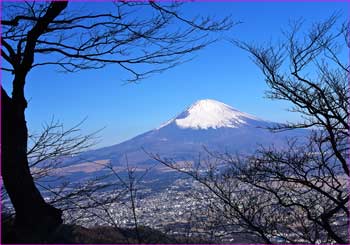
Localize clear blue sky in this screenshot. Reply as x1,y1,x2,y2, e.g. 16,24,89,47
2,1,348,148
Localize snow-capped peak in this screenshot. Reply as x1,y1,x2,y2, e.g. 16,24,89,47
159,99,262,130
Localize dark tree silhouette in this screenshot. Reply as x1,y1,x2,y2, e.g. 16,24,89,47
1,1,232,230
231,14,349,243
27,119,98,180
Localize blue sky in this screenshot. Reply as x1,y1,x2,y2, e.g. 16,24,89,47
2,1,348,148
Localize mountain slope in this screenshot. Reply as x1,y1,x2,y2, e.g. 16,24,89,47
75,99,307,167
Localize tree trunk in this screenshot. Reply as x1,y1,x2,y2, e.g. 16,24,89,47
1,85,62,231
1,1,67,235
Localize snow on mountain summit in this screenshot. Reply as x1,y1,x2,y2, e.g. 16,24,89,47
159,99,262,130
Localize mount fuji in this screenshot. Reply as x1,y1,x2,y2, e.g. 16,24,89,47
72,99,307,168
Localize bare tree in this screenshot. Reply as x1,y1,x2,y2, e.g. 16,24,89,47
1,0,233,230
232,14,349,243
102,155,145,243
152,153,278,243
1,119,112,220
234,14,349,174
1,119,163,243
27,118,98,180
68,155,157,244
153,15,349,243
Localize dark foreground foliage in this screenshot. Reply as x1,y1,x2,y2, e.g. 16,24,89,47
2,218,207,244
